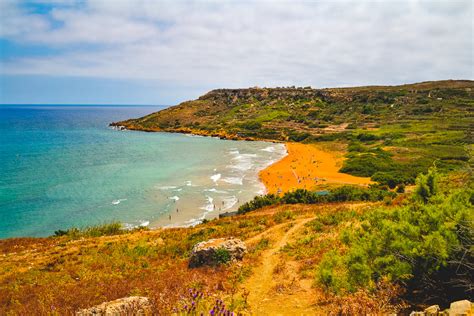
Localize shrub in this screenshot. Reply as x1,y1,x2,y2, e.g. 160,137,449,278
371,172,407,189
316,169,474,305
239,121,262,130
213,248,231,265
237,194,279,214
414,166,438,203
273,210,295,223
396,184,405,193
238,187,394,214
281,189,327,204
340,153,393,177
53,222,124,238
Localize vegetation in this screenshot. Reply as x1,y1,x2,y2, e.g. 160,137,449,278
53,222,126,238
2,80,473,313
238,185,395,214
316,168,473,306
1,170,471,313
0,211,289,314
113,80,473,189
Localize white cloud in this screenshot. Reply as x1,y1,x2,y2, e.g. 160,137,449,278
1,0,472,91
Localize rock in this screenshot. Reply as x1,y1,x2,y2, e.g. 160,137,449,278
425,305,440,315
410,312,425,316
76,296,152,316
449,300,472,316
189,238,247,268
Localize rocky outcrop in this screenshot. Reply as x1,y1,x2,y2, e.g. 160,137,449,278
76,296,152,316
189,238,247,268
449,300,473,316
409,300,473,316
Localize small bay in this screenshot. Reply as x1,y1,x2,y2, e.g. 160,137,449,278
0,105,286,238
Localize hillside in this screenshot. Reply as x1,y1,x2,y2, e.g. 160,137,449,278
1,80,473,314
113,80,473,142
1,170,472,314
114,80,474,190
0,201,370,314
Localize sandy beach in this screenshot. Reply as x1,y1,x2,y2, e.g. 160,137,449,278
259,142,372,195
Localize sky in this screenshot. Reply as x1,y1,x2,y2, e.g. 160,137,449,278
0,0,472,105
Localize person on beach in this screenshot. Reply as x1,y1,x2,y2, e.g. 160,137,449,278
176,208,179,213
169,214,171,220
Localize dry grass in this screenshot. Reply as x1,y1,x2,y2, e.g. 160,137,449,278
0,201,401,315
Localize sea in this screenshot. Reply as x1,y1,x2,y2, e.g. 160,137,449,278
0,105,287,238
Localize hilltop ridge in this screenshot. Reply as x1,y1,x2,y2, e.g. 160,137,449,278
112,80,473,142
113,79,473,192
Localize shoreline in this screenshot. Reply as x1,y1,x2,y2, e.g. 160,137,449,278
259,142,372,195
110,126,370,227
110,123,283,143
138,139,287,230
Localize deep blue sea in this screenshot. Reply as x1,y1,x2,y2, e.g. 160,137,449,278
0,105,286,238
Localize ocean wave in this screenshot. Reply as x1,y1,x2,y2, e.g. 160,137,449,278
261,146,277,152
222,196,238,210
229,153,259,171
156,185,177,190
205,188,228,194
222,177,243,185
111,198,127,205
210,173,221,183
123,220,149,229
168,196,180,201
200,196,214,212
185,180,192,186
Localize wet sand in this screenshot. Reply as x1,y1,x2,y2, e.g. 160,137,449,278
259,142,372,195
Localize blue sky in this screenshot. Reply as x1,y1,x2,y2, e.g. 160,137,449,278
0,0,472,105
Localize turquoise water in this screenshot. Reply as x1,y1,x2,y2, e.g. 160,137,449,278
0,105,286,238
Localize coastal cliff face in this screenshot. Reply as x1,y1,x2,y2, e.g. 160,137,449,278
113,80,474,142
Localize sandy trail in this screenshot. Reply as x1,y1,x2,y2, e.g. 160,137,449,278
260,142,372,195
244,217,316,315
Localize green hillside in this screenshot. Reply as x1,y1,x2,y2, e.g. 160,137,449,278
114,80,474,189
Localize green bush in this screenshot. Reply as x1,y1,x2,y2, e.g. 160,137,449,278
316,169,474,305
213,248,231,265
238,186,395,214
237,194,279,214
53,222,125,238
340,153,394,177
239,121,262,130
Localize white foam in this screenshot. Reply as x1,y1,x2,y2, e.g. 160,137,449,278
111,198,127,205
222,196,238,210
168,196,180,201
222,177,243,185
261,146,276,152
157,186,177,190
229,153,258,171
205,188,228,194
210,173,221,183
185,180,192,186
123,220,149,229
185,134,204,138
200,196,214,212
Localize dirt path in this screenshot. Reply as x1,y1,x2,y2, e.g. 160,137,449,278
243,217,317,315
